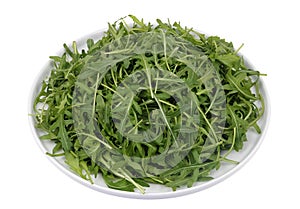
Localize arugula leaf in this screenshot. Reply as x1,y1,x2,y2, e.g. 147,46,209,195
57,114,72,151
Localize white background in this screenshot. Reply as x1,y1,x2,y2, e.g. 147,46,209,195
1,0,299,208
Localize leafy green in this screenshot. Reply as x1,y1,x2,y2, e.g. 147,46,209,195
33,15,266,194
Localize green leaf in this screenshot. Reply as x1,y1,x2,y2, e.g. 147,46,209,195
57,114,72,151
40,132,57,140
216,54,240,68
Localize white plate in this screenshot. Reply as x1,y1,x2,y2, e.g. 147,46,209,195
28,29,270,199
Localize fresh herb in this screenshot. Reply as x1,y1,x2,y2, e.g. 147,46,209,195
33,15,265,194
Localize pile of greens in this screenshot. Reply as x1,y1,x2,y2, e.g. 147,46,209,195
33,15,265,193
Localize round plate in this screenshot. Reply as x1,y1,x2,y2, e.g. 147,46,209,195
28,29,270,199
